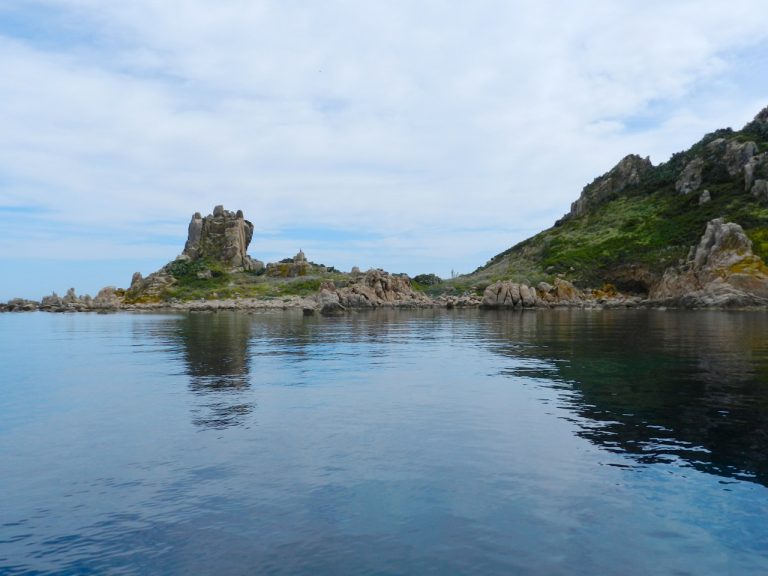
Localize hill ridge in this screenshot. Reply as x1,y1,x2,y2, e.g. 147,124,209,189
467,105,768,294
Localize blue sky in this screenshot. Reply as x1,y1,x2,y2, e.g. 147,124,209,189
1,0,768,300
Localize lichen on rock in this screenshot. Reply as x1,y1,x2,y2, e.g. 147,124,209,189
650,218,768,307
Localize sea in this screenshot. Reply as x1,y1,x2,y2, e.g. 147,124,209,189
1,309,767,575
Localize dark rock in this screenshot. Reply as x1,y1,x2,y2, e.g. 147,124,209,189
320,301,346,316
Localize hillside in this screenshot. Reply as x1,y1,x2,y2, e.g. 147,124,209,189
465,107,768,294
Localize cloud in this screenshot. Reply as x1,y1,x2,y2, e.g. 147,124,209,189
1,1,768,298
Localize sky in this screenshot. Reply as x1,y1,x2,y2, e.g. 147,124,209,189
1,0,768,300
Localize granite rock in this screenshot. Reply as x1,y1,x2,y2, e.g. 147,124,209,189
182,205,261,271
567,154,652,218
650,218,768,306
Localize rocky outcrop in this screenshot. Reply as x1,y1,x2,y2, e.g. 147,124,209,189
92,287,122,310
434,294,483,308
752,179,768,202
481,278,586,308
676,137,759,195
717,139,757,177
650,218,768,307
181,205,263,272
481,278,647,309
675,157,705,194
744,152,767,191
567,154,652,218
124,270,175,302
1,298,39,312
309,270,432,313
40,288,93,311
265,250,331,278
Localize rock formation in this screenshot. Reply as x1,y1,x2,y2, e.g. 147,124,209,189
480,277,645,309
650,218,768,307
311,269,432,314
676,138,760,197
675,157,704,194
265,250,326,278
181,205,263,272
481,278,585,308
752,179,768,202
566,154,652,219
40,288,93,311
1,298,39,312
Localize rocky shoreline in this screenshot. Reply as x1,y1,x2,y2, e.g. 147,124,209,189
5,278,767,315
4,204,768,314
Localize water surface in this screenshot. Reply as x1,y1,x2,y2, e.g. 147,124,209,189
1,309,767,575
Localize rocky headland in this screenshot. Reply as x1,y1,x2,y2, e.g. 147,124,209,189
5,106,768,313
467,105,768,309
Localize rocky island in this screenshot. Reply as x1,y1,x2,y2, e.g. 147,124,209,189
4,106,768,313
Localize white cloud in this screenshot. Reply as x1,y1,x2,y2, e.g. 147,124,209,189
1,0,768,298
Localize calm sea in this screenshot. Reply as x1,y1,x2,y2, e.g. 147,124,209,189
1,309,767,575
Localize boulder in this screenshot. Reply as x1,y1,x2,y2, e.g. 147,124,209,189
482,281,517,308
554,278,580,302
722,140,757,177
327,269,431,308
751,180,768,202
743,152,768,191
675,158,704,194
482,279,584,308
650,218,768,306
519,284,536,307
93,286,121,309
481,281,536,308
3,298,39,312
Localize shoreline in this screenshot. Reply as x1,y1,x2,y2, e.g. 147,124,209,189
3,295,767,314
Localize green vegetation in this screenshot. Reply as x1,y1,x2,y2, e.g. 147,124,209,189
465,116,768,293
122,256,347,303
165,270,341,302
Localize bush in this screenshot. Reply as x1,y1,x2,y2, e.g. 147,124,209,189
413,273,442,286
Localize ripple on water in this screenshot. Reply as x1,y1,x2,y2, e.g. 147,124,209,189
1,309,767,575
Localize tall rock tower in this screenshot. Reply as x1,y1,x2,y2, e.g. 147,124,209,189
181,205,263,271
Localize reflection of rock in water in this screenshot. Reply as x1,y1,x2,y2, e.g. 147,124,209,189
481,310,768,487
176,312,254,429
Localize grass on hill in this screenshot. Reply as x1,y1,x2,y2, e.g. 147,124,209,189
464,126,768,293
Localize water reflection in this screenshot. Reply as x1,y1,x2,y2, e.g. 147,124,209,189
153,308,768,484
481,309,768,486
174,312,255,429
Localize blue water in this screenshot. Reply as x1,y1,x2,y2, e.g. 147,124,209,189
1,309,767,575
